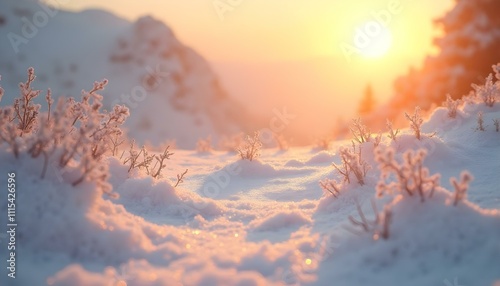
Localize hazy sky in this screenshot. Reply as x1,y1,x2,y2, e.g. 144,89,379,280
52,0,453,62
50,0,454,137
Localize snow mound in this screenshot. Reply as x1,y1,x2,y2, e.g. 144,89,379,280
306,151,335,164
317,189,500,286
251,211,312,231
48,260,275,286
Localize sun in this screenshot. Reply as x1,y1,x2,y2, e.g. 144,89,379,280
353,21,393,58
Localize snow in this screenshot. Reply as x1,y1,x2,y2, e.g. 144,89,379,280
1,1,500,285
1,93,499,286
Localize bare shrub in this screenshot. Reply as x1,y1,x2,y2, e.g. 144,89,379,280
443,94,459,118
13,67,41,136
494,119,500,132
333,142,369,186
386,119,399,142
124,140,143,173
319,178,342,198
152,146,174,179
450,171,473,206
0,68,188,192
109,133,125,157
123,141,176,179
350,118,371,143
375,148,440,202
0,68,130,195
237,131,262,161
405,106,424,140
346,199,391,240
174,169,188,187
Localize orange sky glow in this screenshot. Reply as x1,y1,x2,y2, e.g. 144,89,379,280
50,0,454,138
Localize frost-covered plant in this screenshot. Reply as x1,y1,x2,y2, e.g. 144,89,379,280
124,140,142,172
477,111,485,131
13,67,41,137
237,131,262,161
196,136,212,153
443,94,459,118
123,141,174,179
386,119,399,142
109,133,125,157
152,146,174,179
59,80,129,191
124,143,156,175
350,118,371,143
174,169,188,187
405,106,423,140
450,171,473,206
346,199,392,240
494,119,500,132
375,148,440,202
0,68,130,195
472,72,498,107
319,178,342,198
333,142,369,186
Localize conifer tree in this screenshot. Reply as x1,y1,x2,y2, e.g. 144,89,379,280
391,0,500,111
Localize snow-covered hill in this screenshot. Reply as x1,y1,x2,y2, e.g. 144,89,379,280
0,0,251,148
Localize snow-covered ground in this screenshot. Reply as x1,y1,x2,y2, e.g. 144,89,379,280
0,87,499,285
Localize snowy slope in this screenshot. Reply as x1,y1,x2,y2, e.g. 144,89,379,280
0,85,499,286
0,0,250,148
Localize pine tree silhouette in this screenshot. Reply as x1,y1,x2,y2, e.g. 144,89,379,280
392,0,500,111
